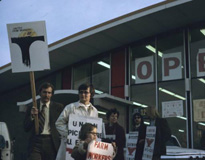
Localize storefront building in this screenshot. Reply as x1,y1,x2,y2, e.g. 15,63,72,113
0,0,205,159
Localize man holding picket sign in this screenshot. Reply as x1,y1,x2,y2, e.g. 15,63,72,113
24,82,64,160
55,83,98,160
7,21,63,160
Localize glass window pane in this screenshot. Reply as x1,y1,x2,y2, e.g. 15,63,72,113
131,83,156,107
92,56,110,94
130,39,156,131
73,63,91,89
130,40,155,85
158,31,187,147
157,31,184,81
190,25,205,149
190,25,205,78
158,81,187,147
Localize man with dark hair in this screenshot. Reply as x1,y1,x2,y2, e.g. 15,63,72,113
105,108,126,160
24,82,64,160
55,83,98,160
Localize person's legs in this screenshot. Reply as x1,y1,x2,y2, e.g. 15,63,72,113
42,136,56,160
28,137,42,160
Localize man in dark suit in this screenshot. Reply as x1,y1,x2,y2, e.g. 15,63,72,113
24,82,64,160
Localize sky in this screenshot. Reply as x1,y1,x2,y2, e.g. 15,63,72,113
0,0,164,67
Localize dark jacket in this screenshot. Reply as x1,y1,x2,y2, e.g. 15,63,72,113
24,101,64,154
153,118,171,158
134,120,147,160
105,122,126,160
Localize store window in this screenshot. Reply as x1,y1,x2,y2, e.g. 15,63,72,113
92,56,110,94
157,31,187,147
73,62,91,89
130,39,156,130
190,25,205,149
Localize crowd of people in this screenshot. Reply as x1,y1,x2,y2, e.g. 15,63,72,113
23,82,171,160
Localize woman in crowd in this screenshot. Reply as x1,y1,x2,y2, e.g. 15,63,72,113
72,123,116,160
71,123,98,160
145,106,171,160
105,108,126,160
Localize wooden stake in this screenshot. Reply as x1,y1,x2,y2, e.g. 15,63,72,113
29,71,39,134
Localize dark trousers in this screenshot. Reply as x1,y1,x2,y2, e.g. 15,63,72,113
29,135,56,160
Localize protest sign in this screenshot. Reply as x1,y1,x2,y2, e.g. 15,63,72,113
7,21,50,73
142,126,156,160
86,140,114,160
66,114,103,160
125,132,138,160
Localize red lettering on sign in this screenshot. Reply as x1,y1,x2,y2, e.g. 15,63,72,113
198,53,205,72
164,57,180,76
137,61,152,79
94,141,108,150
87,152,111,160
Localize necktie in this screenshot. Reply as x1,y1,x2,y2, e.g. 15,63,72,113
39,104,46,134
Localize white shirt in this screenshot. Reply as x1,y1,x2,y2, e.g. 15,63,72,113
55,101,98,137
40,101,51,135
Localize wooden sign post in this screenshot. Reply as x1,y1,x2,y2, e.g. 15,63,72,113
30,72,39,134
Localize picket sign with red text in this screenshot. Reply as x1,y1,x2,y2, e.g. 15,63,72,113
125,132,139,160
86,140,114,160
66,114,103,160
142,126,156,160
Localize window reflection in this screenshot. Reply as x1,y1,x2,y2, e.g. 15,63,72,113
158,31,187,147
92,56,110,94
190,25,205,149
73,63,91,89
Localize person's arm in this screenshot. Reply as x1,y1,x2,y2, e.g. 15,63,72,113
71,141,88,160
116,125,126,150
55,104,72,137
24,105,37,132
111,142,117,159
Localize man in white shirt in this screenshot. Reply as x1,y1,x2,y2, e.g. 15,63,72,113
55,83,98,160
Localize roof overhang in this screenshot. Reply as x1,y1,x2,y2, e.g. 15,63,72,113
1,0,205,94
17,90,133,112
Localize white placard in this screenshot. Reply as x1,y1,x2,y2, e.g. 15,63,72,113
7,21,50,73
197,49,205,77
162,52,182,81
135,56,154,84
66,114,103,160
86,140,114,160
142,126,156,160
125,132,138,160
193,99,205,122
162,100,183,118
105,135,116,141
